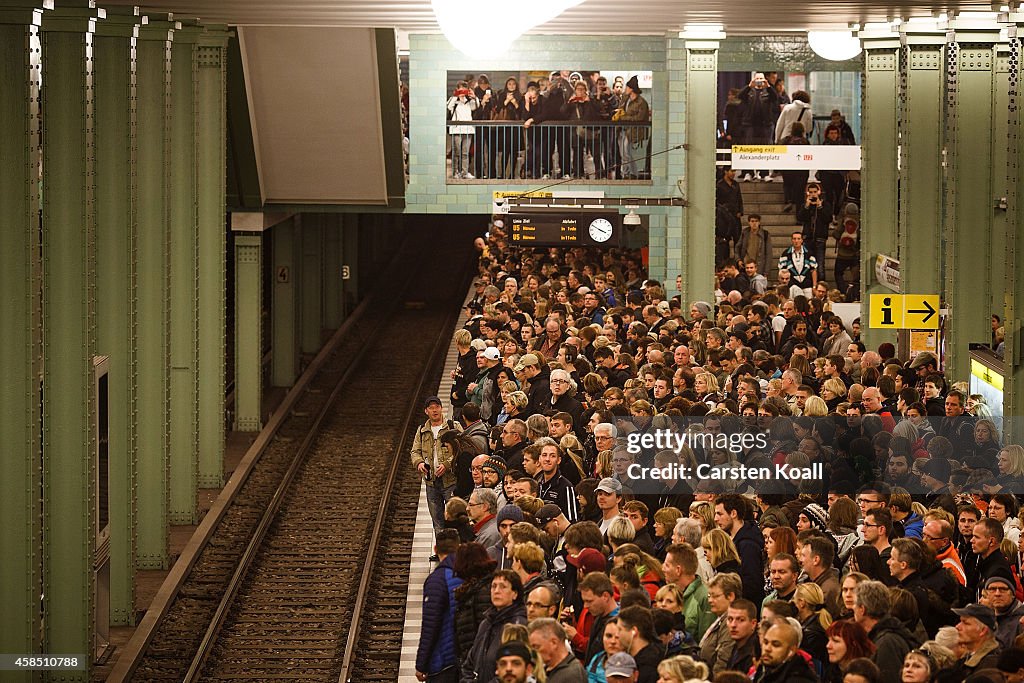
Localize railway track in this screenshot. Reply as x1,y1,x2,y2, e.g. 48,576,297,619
120,226,472,682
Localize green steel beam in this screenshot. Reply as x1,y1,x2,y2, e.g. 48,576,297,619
682,36,721,306
343,215,360,305
898,26,946,301
323,215,343,329
93,3,142,628
271,217,299,387
0,3,45,673
300,214,323,354
1005,15,1024,444
225,32,261,210
168,19,203,525
992,40,1011,341
196,25,229,488
944,22,1002,382
134,14,178,569
40,3,103,674
234,233,263,432
858,28,901,350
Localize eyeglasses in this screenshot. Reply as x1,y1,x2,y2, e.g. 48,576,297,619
856,498,882,505
861,523,880,528
471,466,484,472
922,534,942,542
467,501,484,508
550,379,570,385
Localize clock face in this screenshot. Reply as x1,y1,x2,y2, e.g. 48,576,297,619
589,218,613,243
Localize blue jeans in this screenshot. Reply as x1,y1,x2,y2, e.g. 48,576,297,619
425,478,454,533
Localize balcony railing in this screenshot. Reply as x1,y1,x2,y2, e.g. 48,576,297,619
445,120,652,183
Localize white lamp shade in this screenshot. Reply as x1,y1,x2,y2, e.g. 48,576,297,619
807,30,863,61
432,0,584,59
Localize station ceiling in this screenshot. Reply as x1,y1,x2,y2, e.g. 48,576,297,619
105,0,1002,34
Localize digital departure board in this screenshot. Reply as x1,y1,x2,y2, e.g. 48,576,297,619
507,213,621,247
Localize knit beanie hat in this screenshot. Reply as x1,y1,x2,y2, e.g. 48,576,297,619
482,455,507,479
692,301,712,319
802,503,830,532
496,504,524,525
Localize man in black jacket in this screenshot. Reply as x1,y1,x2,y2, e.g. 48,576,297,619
753,620,820,683
796,181,833,282
515,353,551,417
970,518,1015,600
715,494,765,605
616,606,666,683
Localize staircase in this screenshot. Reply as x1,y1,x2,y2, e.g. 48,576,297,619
740,179,838,287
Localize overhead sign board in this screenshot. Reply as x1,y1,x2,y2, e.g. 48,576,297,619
493,190,553,215
875,254,901,292
508,212,620,247
869,293,940,330
730,144,861,170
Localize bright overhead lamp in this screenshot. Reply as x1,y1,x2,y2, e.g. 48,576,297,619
807,29,863,60
623,209,642,226
679,23,726,39
432,0,584,59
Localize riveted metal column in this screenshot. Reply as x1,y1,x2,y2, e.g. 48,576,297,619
859,26,901,350
943,18,1002,382
234,233,263,432
40,2,103,671
300,214,324,354
343,214,360,304
168,19,203,525
272,216,300,387
323,215,343,329
898,25,946,299
93,4,142,627
1005,12,1024,444
992,39,1012,320
680,31,722,306
195,25,228,488
0,1,44,669
134,14,177,569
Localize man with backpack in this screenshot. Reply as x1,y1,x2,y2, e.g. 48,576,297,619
411,396,462,533
415,529,463,683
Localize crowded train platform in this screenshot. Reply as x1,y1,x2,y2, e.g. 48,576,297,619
406,224,1024,683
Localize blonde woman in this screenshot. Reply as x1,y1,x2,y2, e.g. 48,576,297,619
655,583,688,630
821,377,847,411
803,395,829,417
794,582,832,668
689,501,714,534
694,372,721,407
702,528,741,575
997,444,1024,490
657,654,711,683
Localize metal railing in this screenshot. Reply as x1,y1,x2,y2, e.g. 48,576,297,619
445,120,652,181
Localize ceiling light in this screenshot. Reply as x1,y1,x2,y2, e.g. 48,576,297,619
431,0,583,59
807,30,863,60
680,23,726,39
623,209,642,226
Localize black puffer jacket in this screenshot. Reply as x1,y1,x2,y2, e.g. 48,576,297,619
460,602,528,683
453,573,494,662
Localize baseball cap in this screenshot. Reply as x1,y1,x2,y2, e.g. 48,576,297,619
482,347,501,361
604,652,637,678
514,353,541,374
423,396,442,408
952,603,997,632
567,547,607,574
909,351,938,369
595,477,623,495
535,504,562,526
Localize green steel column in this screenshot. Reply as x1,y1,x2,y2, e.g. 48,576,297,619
93,4,142,627
272,217,299,387
134,14,177,569
0,2,44,670
681,32,722,306
992,40,1011,336
343,214,359,306
234,233,263,432
323,215,343,329
1005,13,1024,444
898,25,946,300
40,2,104,672
300,214,323,354
196,25,228,488
943,19,1002,383
858,26,901,350
168,19,203,525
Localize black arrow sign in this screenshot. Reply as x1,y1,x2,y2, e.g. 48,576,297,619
907,300,936,324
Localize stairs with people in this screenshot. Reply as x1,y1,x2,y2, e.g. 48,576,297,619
738,178,838,290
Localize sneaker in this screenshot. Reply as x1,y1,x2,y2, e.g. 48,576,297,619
562,174,571,179
742,173,753,182
463,172,475,180
541,173,551,179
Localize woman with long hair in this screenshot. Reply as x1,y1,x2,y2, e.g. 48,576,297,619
439,430,483,499
694,372,721,408
689,501,714,534
824,619,876,683
615,542,665,599
839,572,869,619
845,546,889,585
702,528,741,575
971,418,1002,462
996,444,1024,492
453,542,499,663
657,654,711,683
794,583,832,675
586,619,626,683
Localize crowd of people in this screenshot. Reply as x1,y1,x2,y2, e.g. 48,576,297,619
411,225,1020,683
446,71,652,181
